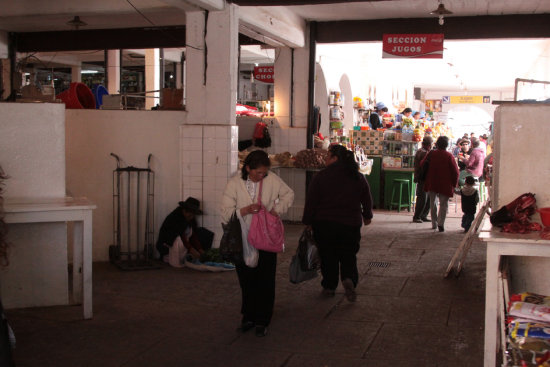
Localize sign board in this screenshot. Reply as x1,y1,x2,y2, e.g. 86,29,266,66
382,34,444,59
253,66,274,83
443,96,491,104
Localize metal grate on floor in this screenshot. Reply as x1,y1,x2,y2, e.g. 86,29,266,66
368,261,391,268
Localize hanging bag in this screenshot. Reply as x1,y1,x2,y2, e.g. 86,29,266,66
248,180,285,253
355,146,373,175
289,228,319,284
219,211,244,265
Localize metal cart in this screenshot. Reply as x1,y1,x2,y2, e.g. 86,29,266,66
109,153,160,270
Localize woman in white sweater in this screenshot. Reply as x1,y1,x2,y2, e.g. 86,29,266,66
220,150,294,337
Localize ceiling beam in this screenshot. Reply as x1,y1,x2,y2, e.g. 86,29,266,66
13,27,187,53
161,0,225,11
239,6,306,48
316,14,550,43
230,0,387,5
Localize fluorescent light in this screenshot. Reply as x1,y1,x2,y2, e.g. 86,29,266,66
81,70,99,74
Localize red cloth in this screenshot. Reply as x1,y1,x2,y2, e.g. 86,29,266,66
423,149,459,197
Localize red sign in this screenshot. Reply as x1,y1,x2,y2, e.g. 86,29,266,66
253,66,274,83
382,34,444,59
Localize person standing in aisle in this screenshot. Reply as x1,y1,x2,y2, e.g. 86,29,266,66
460,176,479,233
412,136,433,223
369,102,387,130
302,144,373,302
220,150,294,338
423,136,459,232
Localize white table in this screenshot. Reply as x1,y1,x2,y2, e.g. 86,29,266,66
3,197,96,319
479,229,550,367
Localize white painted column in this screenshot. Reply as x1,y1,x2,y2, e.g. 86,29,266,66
183,6,239,245
145,48,160,110
106,50,120,95
71,63,82,83
175,62,183,89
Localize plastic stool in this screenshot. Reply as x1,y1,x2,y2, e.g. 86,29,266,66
390,178,411,212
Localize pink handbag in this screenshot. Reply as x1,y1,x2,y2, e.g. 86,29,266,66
248,180,285,253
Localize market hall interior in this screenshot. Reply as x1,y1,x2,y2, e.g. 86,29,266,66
1,1,550,366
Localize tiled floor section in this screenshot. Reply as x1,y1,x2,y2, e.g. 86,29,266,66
6,210,486,367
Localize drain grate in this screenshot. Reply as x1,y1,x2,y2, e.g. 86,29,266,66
368,261,391,268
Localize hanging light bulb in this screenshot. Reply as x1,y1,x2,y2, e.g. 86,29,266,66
430,2,453,26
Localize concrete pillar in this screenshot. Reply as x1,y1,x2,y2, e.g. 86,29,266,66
145,48,160,110
182,6,240,245
106,50,120,94
71,64,82,83
175,62,183,89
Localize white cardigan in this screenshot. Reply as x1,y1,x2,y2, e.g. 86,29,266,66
220,171,295,226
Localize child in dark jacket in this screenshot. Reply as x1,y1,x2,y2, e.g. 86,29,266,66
460,176,479,232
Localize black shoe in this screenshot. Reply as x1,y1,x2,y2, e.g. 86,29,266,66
342,278,357,302
237,321,255,333
420,217,430,222
255,325,267,337
438,225,444,232
412,218,423,223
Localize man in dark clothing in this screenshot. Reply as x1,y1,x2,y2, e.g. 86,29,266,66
302,145,373,302
156,197,204,261
412,136,433,223
460,176,479,232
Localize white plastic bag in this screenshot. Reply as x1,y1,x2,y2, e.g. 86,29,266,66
168,236,188,268
239,216,259,268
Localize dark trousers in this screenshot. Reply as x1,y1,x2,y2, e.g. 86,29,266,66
462,213,475,231
413,181,430,220
235,250,277,326
312,221,361,290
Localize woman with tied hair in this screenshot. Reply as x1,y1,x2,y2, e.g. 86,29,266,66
422,136,459,232
302,144,373,302
220,150,294,338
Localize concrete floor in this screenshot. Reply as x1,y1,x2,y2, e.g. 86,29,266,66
6,208,486,367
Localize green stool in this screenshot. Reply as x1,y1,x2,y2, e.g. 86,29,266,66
390,178,411,212
479,181,486,202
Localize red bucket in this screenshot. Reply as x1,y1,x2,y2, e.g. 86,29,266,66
538,208,550,227
56,82,96,109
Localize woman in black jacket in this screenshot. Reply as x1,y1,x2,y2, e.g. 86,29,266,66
302,145,373,302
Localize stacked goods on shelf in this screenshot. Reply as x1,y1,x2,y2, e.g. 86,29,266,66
329,91,346,144
505,292,550,366
381,129,419,169
349,130,383,156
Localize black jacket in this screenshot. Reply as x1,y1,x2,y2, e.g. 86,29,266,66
461,187,479,215
156,206,198,256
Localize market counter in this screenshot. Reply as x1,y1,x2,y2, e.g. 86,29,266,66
383,168,415,210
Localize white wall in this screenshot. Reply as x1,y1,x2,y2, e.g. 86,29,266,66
493,104,550,295
65,110,184,261
0,103,68,308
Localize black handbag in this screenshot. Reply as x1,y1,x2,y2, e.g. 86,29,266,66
289,228,320,284
219,211,244,265
289,254,318,284
297,229,320,271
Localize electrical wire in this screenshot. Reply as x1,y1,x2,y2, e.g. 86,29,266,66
125,0,202,51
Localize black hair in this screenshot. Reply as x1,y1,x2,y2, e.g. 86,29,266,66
465,176,476,185
436,136,449,150
241,150,271,180
329,144,360,179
